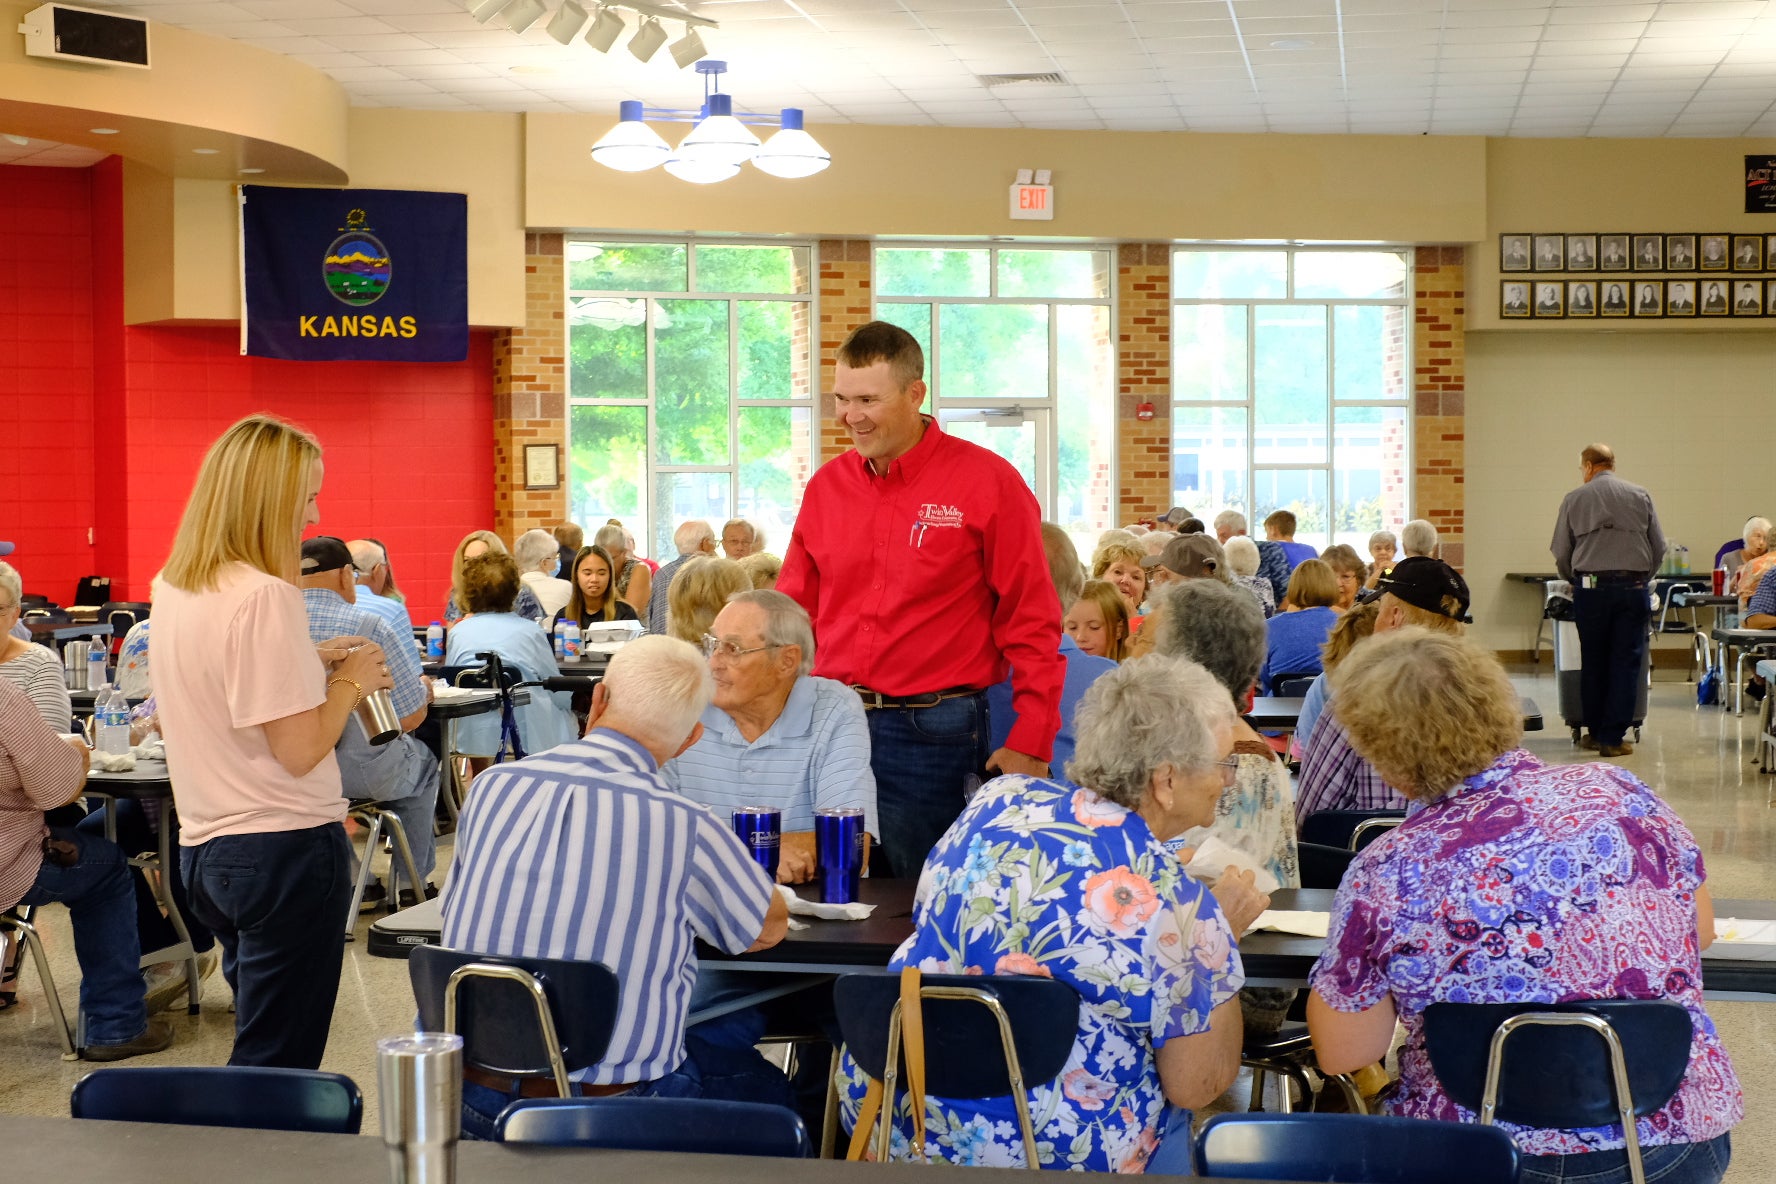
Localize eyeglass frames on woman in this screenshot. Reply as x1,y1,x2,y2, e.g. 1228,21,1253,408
700,635,782,661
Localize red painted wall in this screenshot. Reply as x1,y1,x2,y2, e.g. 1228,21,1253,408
0,161,496,623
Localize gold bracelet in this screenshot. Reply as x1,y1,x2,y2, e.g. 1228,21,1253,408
326,677,364,712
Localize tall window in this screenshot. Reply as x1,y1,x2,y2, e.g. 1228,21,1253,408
1171,247,1412,550
872,245,1118,556
565,239,817,559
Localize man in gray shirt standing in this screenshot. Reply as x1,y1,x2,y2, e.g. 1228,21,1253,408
1550,443,1664,758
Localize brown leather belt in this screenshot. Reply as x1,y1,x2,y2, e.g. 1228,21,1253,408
851,685,982,710
462,1065,641,1098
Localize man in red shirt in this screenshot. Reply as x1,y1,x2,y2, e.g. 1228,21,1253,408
778,322,1064,877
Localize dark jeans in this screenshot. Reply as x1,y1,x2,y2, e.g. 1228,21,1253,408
460,1030,797,1142
77,799,215,956
1572,579,1648,746
866,693,990,879
1521,1133,1730,1184
18,826,147,1046
182,823,353,1069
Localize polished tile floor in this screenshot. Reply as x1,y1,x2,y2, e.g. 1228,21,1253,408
2,668,1773,1177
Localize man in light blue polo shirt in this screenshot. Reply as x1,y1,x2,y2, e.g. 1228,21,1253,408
663,589,876,881
347,538,412,635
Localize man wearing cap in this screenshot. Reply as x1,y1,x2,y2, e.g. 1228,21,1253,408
778,321,1063,877
1129,534,1229,659
1550,444,1663,758
1294,557,1473,822
299,536,439,908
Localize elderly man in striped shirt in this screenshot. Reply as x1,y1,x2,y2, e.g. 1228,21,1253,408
440,634,792,1140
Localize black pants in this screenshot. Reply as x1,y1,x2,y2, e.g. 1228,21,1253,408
1572,579,1647,747
182,823,353,1069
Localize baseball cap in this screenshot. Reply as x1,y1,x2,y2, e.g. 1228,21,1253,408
1143,533,1225,579
300,535,353,575
1361,555,1473,623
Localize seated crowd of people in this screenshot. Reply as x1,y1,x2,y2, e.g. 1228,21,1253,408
0,403,1740,1184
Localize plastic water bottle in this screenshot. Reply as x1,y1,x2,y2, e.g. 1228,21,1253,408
87,647,106,694
563,621,581,660
97,685,131,756
552,619,567,658
425,621,445,662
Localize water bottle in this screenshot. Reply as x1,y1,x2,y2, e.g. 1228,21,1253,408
425,621,444,662
97,686,131,756
1677,544,1690,575
563,621,581,660
87,648,107,695
552,618,567,658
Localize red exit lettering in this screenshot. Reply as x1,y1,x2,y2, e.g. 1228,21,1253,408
1019,186,1047,209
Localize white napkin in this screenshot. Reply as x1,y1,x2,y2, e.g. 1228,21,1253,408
1713,917,1776,944
775,883,875,922
1184,835,1281,895
90,750,137,772
1246,910,1331,938
430,683,488,701
131,738,165,761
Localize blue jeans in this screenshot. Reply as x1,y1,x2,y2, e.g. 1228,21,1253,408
19,826,147,1046
866,693,989,878
1572,578,1648,746
1521,1133,1730,1184
182,823,353,1069
77,799,215,955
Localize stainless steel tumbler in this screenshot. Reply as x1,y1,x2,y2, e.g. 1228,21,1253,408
377,1032,462,1184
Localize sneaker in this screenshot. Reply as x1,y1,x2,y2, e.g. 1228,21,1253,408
1600,742,1635,758
1747,679,1768,703
82,1019,174,1062
396,883,440,911
1579,734,1601,751
142,963,188,1016
358,881,388,914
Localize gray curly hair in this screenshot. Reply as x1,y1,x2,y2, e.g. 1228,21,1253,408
1153,579,1267,708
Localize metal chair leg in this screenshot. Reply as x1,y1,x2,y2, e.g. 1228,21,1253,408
377,811,424,900
1,914,76,1058
1247,1066,1267,1111
343,813,385,938
821,1046,840,1159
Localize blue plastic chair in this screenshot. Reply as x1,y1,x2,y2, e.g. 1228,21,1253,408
1194,1112,1520,1183
70,1066,363,1134
496,1096,810,1157
1423,1000,1692,1184
834,972,1078,1168
409,944,619,1097
1298,808,1406,851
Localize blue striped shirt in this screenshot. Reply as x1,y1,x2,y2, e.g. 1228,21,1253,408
440,729,774,1084
661,675,877,834
353,585,413,634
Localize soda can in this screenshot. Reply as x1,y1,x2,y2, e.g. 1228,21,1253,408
732,807,781,880
814,808,866,905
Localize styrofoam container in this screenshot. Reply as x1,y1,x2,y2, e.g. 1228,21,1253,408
582,620,645,645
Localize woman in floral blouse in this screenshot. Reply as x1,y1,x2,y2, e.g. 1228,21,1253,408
838,655,1270,1172
1309,628,1740,1184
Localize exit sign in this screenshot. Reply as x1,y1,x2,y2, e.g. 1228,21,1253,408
1009,183,1054,220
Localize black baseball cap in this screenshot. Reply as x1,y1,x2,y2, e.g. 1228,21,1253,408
300,535,353,575
1360,555,1473,622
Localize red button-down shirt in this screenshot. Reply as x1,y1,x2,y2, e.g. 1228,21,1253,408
778,419,1064,761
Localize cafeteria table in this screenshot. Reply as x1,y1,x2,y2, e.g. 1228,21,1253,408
1,1114,1314,1183
1504,571,1560,663
1249,696,1545,735
1672,590,1737,681
1709,625,1776,714
26,619,110,649
82,760,204,1017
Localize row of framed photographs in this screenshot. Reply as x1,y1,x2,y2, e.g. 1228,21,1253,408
1500,233,1776,273
1501,278,1776,318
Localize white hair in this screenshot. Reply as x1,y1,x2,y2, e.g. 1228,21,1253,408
600,635,714,750
347,539,386,574
593,524,627,553
1213,510,1247,535
1401,519,1438,557
673,520,716,556
722,518,764,548
1368,530,1397,555
0,561,19,608
1745,517,1772,548
1097,528,1138,551
727,589,815,676
1222,535,1261,578
513,529,559,574
1141,531,1177,557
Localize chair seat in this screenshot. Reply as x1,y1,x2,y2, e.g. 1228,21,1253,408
1243,1022,1313,1060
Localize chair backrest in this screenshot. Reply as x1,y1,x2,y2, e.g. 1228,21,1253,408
1422,1000,1692,1130
1297,809,1406,851
1295,842,1356,890
1194,1113,1519,1184
19,593,51,608
833,973,1078,1100
409,944,619,1080
496,1097,810,1157
73,575,110,606
1273,672,1318,697
70,1067,362,1134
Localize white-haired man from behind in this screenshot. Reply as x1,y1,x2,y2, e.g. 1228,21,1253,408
1401,519,1439,559
514,527,573,619
440,634,793,1140
346,539,411,635
1215,509,1291,608
646,520,717,635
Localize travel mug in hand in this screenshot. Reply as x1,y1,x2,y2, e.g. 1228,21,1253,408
356,688,402,746
378,1032,462,1184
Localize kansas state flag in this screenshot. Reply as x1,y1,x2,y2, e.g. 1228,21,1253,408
241,186,467,362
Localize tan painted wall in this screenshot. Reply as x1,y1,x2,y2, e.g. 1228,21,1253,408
524,117,1490,243
1465,329,1776,655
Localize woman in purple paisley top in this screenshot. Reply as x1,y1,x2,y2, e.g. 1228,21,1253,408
1307,628,1739,1184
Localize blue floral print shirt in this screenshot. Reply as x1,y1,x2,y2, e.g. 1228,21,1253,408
838,774,1244,1171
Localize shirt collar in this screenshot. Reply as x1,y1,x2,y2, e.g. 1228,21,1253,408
701,675,816,749
857,415,944,484
1440,748,1542,803
586,727,659,773
302,587,348,610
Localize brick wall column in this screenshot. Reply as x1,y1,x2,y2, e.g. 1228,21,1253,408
816,239,872,464
1413,245,1466,569
493,232,569,542
1117,243,1172,522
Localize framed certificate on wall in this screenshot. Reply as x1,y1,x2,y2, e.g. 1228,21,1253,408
524,443,561,490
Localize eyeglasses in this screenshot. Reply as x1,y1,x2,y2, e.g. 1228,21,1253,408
1213,756,1241,783
701,635,781,661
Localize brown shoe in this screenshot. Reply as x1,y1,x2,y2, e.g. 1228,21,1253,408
1579,734,1601,751
1599,742,1635,758
82,1019,174,1062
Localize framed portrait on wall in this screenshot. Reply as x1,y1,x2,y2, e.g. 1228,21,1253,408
1500,234,1532,272
1632,280,1663,316
1766,280,1776,315
1599,235,1631,271
1534,281,1565,317
1632,235,1663,271
1565,234,1597,270
1733,235,1765,272
1567,281,1597,317
1734,279,1763,315
1699,235,1730,270
1500,280,1531,318
1599,279,1630,316
1665,235,1697,270
1699,278,1730,315
1665,280,1696,317
1533,235,1565,271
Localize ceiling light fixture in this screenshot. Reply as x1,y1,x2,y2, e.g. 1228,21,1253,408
590,60,829,183
668,22,706,69
505,0,546,32
2,134,29,147
544,0,588,43
583,4,624,50
627,15,666,61
90,127,120,135
193,147,219,154
467,0,512,23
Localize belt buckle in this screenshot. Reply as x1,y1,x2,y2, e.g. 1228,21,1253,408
853,686,888,709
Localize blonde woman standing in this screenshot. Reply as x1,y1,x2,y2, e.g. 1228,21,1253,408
150,415,392,1069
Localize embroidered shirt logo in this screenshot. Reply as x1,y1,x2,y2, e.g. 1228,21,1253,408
910,503,965,547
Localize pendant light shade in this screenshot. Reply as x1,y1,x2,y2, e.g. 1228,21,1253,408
677,94,760,167
751,108,830,179
590,100,670,171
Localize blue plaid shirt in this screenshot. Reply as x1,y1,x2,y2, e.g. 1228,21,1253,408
301,588,427,719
